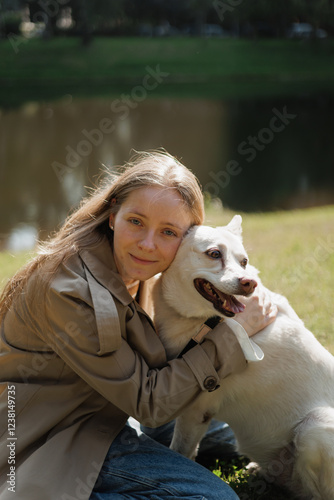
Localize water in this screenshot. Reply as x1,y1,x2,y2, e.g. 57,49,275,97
1,93,333,250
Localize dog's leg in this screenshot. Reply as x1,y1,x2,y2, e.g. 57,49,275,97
170,411,212,460
291,407,334,500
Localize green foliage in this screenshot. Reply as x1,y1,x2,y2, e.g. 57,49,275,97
1,37,334,106
211,457,290,499
213,458,250,489
0,11,22,35
16,0,334,36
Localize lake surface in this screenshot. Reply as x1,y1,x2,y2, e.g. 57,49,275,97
1,92,333,250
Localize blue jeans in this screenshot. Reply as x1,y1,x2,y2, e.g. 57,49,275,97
140,419,237,459
90,424,239,499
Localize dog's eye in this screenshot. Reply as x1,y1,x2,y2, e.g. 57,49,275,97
206,249,222,259
241,258,248,268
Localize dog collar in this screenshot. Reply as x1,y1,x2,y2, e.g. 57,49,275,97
177,316,222,358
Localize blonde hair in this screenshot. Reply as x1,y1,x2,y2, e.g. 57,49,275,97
0,150,204,319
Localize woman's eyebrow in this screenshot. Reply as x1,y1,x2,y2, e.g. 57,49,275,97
162,221,184,230
126,209,148,219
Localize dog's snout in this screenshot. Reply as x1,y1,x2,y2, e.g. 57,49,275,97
239,277,257,294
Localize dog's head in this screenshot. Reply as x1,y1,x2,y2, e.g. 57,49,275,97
161,215,259,319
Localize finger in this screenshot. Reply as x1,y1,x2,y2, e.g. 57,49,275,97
266,304,278,321
263,299,274,315
254,284,267,306
258,288,273,312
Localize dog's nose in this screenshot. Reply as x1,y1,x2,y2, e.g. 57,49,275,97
239,277,257,294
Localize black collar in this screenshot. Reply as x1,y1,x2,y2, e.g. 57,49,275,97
177,316,222,358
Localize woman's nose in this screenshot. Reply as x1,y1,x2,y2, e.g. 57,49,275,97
138,231,156,251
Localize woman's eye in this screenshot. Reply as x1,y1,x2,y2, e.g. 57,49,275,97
163,229,177,237
129,218,141,226
206,248,222,259
241,258,248,268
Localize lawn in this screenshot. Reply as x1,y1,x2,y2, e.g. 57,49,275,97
1,204,333,499
1,37,334,106
0,250,34,288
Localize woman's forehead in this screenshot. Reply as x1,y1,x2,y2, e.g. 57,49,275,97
121,186,193,227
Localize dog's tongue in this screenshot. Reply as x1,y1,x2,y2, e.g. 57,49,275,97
216,289,245,314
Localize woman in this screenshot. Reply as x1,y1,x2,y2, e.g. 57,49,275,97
0,151,276,499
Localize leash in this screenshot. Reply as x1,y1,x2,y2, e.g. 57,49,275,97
177,316,222,358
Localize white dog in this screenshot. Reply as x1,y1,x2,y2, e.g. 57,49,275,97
152,216,334,500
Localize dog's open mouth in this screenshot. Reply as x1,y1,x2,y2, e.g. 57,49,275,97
194,278,245,317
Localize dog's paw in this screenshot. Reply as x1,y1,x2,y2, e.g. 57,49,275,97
246,461,261,474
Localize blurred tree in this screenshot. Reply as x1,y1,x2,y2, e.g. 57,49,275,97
216,0,332,37
20,0,333,39
27,0,62,38
188,0,213,34
291,0,334,36
123,0,187,28
70,0,127,37
70,0,93,44
0,0,26,37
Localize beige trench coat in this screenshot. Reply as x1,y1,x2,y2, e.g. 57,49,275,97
0,234,246,500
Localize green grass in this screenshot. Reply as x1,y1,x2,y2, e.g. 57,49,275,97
211,456,291,499
0,251,35,290
1,205,333,499
1,37,334,106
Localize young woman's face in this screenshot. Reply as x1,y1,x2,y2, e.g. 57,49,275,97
110,186,193,284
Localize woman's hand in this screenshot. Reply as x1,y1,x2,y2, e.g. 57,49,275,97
233,285,278,337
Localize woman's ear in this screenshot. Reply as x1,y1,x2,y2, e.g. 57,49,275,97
109,199,117,230
109,214,114,230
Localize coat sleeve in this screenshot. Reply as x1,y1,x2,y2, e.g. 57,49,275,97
36,266,246,428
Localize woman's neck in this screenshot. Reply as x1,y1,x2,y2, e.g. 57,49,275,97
125,279,140,299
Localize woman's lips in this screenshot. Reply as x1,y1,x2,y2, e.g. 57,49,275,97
130,254,158,265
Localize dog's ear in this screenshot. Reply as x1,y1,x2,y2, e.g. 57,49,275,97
225,215,243,237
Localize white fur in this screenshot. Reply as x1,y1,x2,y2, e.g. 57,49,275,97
153,216,334,500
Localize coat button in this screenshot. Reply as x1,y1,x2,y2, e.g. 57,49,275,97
203,376,218,392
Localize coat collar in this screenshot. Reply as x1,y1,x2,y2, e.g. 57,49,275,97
79,233,134,307
79,232,157,327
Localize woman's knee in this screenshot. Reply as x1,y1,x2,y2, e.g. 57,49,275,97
199,473,239,500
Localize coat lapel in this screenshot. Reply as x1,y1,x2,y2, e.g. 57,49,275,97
78,235,162,359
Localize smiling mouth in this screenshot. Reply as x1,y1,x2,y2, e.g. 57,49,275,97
130,254,157,264
194,278,245,317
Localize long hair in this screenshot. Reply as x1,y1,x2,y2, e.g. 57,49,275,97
0,150,204,320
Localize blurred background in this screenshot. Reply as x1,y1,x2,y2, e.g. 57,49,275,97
1,0,334,251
